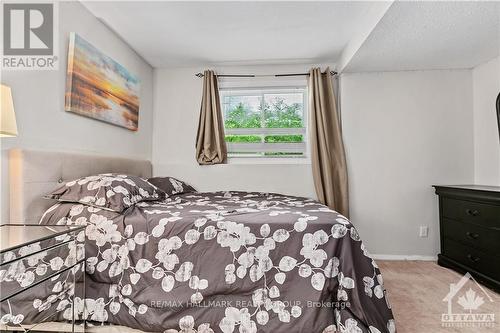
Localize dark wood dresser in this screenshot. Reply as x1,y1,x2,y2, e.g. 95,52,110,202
434,185,500,291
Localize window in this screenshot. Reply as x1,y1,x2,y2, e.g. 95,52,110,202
221,87,307,158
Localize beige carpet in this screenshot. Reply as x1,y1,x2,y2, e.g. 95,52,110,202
378,261,500,333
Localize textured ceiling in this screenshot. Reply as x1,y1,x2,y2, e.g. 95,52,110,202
82,1,500,71
344,1,500,72
82,1,384,68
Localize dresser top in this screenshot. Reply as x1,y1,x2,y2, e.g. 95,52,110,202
433,185,500,193
0,224,85,254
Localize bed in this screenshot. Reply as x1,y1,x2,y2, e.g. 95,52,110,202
3,149,395,333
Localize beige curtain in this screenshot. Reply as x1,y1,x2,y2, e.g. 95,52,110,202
195,70,227,165
308,67,349,217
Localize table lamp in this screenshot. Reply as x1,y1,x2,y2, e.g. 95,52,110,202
1,84,18,137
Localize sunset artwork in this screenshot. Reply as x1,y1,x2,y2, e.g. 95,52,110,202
65,33,140,130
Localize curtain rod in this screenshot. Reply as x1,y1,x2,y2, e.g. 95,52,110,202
195,71,338,78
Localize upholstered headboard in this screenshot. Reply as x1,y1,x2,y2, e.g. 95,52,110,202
9,149,152,224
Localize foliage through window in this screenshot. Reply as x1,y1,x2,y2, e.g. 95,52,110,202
221,88,307,158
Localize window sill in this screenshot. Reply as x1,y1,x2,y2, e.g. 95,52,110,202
227,157,311,165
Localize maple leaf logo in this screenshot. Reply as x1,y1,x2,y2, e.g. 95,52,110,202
457,288,484,312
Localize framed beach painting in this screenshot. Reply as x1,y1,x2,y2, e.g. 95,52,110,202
65,32,140,131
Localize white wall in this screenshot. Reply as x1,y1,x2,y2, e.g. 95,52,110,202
341,70,474,257
0,3,489,258
153,66,474,257
0,1,154,222
152,64,321,199
472,56,500,185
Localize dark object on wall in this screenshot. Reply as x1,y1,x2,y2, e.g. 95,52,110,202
497,92,500,143
433,185,500,292
194,70,338,78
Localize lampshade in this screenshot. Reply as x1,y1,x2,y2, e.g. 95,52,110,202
1,84,18,137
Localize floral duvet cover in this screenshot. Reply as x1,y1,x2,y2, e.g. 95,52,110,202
30,191,395,332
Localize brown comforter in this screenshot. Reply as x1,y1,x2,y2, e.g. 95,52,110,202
16,191,396,332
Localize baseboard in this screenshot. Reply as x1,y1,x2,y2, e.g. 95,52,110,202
371,254,437,261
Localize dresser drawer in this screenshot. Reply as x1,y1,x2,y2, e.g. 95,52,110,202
441,218,500,255
0,224,85,330
0,263,83,329
0,239,83,302
441,198,500,228
442,238,500,281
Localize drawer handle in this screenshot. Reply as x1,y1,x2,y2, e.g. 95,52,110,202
467,254,480,263
466,232,479,240
466,209,480,217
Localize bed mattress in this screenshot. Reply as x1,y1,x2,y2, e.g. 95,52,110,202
6,191,395,333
